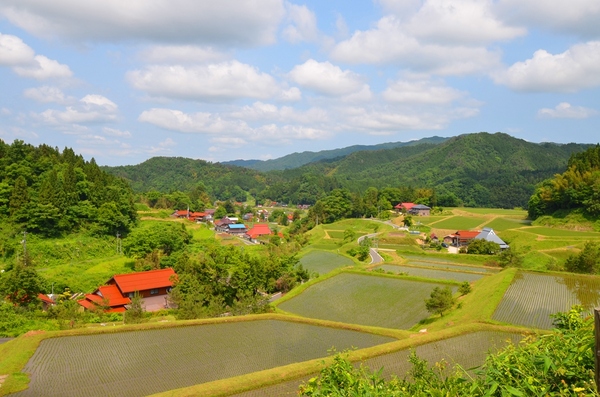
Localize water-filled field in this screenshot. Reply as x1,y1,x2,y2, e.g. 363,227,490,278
231,331,524,397
14,320,394,397
493,271,600,329
375,264,485,282
299,250,354,274
278,273,456,329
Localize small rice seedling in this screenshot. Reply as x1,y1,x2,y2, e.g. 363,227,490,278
17,320,394,397
299,250,354,274
277,273,457,329
492,271,600,329
375,265,485,282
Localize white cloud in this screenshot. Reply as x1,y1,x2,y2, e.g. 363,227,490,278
331,15,502,75
1,108,12,116
0,33,72,79
229,101,328,124
494,0,600,38
138,107,330,144
137,45,228,64
103,127,132,137
405,0,526,45
382,76,465,104
23,86,71,103
0,33,35,65
13,55,72,79
288,59,368,96
282,3,319,43
36,94,118,125
494,41,600,92
0,0,285,46
279,87,302,101
127,61,280,101
538,102,597,119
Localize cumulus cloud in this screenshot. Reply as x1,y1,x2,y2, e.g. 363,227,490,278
229,101,328,124
36,94,118,125
137,45,228,64
0,0,285,46
138,107,330,143
382,76,465,104
0,33,72,79
405,0,526,45
538,102,597,119
23,86,72,103
0,33,35,65
330,15,502,75
127,61,281,101
282,3,319,43
493,41,600,92
288,59,369,96
494,0,600,39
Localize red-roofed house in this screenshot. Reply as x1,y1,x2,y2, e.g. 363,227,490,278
394,202,416,212
38,293,55,310
172,209,190,219
78,268,177,313
452,230,481,247
245,223,273,242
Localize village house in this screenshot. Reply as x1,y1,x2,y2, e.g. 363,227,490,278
408,204,431,216
475,228,510,250
245,223,273,243
77,268,177,312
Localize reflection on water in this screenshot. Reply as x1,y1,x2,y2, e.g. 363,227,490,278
555,274,600,310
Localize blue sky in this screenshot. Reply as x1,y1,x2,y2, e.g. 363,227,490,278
0,0,599,166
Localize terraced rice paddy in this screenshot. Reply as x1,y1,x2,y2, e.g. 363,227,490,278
299,250,354,274
493,271,600,329
231,331,524,397
14,320,394,397
407,260,499,274
375,264,485,282
277,273,456,329
429,216,486,230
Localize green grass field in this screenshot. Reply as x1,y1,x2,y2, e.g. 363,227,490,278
492,271,600,329
13,320,395,397
456,208,528,216
481,217,531,231
277,273,457,329
299,250,355,274
522,227,600,238
430,216,486,230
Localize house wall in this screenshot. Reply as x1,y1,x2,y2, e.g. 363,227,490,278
127,287,171,299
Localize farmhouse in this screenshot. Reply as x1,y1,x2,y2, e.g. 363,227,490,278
394,202,416,212
451,230,480,247
77,268,177,312
408,204,431,216
245,223,273,243
225,224,248,234
475,228,509,250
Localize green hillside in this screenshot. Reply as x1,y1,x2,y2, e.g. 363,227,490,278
222,136,448,171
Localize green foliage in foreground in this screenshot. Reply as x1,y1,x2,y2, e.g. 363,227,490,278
300,306,596,396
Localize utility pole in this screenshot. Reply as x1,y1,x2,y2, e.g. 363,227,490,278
21,231,27,265
116,232,122,255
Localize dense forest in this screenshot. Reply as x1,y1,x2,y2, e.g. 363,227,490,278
105,132,593,210
0,139,137,241
528,144,600,219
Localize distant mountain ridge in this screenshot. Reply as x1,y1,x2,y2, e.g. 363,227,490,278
221,136,448,171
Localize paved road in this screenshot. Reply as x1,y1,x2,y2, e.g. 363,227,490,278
357,233,384,265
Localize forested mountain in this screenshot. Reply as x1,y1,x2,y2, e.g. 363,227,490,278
104,132,596,209
0,140,137,238
105,157,268,201
528,144,600,218
286,132,593,208
222,136,448,171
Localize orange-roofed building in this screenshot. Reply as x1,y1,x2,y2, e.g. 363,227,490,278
452,230,481,247
78,268,177,313
245,223,272,242
38,293,55,310
394,202,416,212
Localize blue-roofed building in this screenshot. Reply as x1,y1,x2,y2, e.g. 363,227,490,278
474,228,509,250
225,223,248,234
